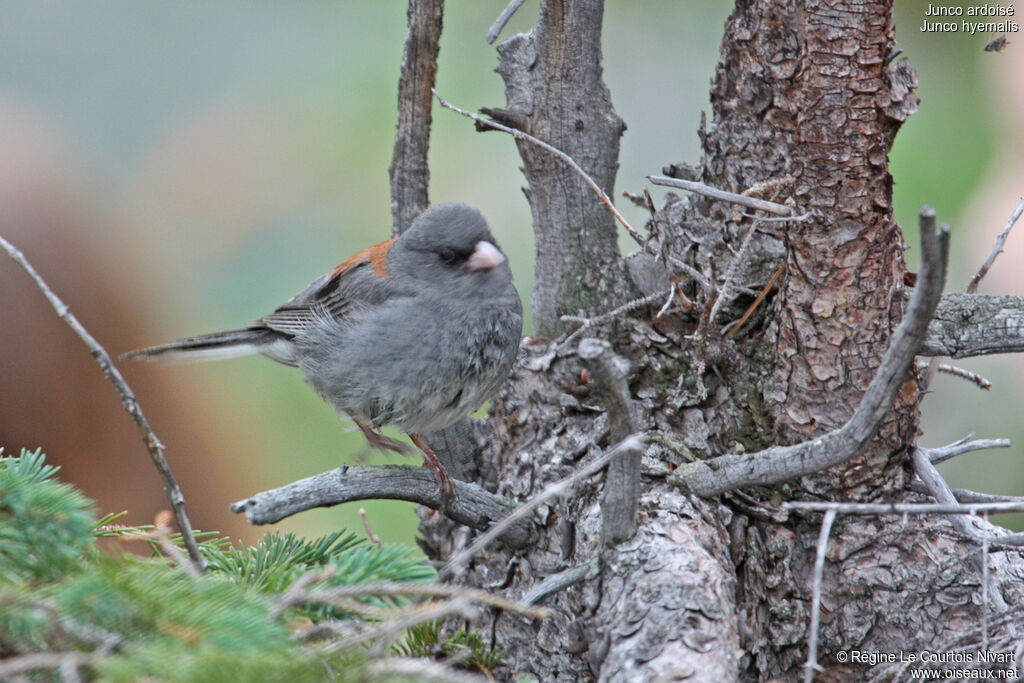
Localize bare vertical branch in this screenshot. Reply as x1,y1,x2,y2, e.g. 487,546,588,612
492,0,635,337
967,195,1024,294
577,338,642,545
0,235,206,572
389,0,444,236
803,508,837,683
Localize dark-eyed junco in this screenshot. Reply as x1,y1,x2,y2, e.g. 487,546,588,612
125,203,523,500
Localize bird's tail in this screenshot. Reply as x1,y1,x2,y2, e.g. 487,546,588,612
121,328,283,363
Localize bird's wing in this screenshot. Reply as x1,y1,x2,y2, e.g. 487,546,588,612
257,238,406,336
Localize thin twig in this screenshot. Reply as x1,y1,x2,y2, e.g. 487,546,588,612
433,90,643,243
369,657,486,683
283,582,548,620
486,0,527,44
725,263,785,338
560,289,672,346
708,221,760,327
522,559,598,605
0,652,95,679
0,235,205,572
784,501,1024,515
439,434,644,580
982,526,990,652
803,508,837,683
359,508,383,548
921,438,1010,465
967,195,1024,293
915,360,993,390
907,481,1024,504
647,175,794,216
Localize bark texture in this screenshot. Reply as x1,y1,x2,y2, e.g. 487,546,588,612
701,0,919,499
389,0,444,236
407,2,1024,682
493,0,635,338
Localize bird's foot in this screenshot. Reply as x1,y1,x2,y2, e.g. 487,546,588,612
354,419,411,455
409,433,456,510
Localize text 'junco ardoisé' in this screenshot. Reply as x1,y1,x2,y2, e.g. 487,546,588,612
125,203,524,500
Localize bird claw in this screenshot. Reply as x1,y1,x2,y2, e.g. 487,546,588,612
409,433,456,511
354,420,411,455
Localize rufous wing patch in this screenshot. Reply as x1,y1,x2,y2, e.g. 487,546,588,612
330,238,396,279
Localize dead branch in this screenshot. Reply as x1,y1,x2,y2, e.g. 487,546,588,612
0,235,205,572
577,338,643,545
486,0,527,44
921,437,1011,465
967,195,1024,294
921,293,1024,358
389,0,444,235
646,175,796,216
784,501,1024,515
803,508,837,683
230,464,533,548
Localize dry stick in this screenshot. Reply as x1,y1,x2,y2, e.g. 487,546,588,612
0,652,95,679
803,508,837,683
283,582,548,620
646,175,794,216
912,448,989,544
369,657,486,683
967,195,1024,294
578,338,643,546
486,0,527,44
560,288,672,346
439,434,644,580
922,437,1010,465
784,501,1024,515
708,219,761,329
725,263,785,338
389,0,444,235
670,206,949,497
913,446,1024,553
432,90,643,244
230,465,533,549
906,482,1024,504
0,235,206,571
915,360,992,390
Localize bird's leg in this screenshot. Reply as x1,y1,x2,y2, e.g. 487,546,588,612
409,433,456,507
354,419,411,454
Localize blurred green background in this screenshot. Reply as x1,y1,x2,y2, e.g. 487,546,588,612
1,1,1022,547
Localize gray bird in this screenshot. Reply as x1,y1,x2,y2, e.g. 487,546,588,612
125,203,524,500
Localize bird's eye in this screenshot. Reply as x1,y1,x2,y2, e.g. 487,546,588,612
438,247,458,264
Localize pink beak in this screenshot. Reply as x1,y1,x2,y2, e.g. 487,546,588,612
465,240,506,271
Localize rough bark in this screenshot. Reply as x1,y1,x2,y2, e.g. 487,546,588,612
492,0,635,338
389,0,444,236
701,0,919,499
397,1,1024,681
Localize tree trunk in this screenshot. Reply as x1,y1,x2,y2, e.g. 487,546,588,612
412,1,1024,681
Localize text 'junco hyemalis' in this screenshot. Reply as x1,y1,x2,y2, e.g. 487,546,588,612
125,203,524,500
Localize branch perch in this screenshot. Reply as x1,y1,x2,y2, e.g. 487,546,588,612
230,465,532,548
669,206,948,497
